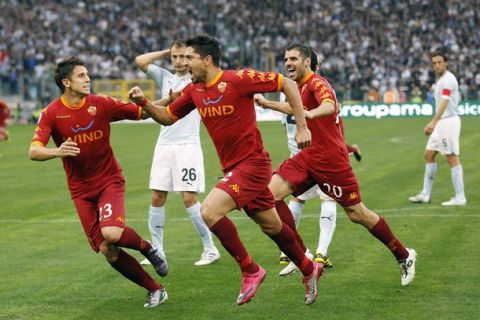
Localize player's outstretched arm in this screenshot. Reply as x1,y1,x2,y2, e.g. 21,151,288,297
254,94,294,114
304,101,336,120
128,86,175,126
29,138,80,161
135,49,170,72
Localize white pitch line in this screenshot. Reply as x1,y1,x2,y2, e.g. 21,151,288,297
0,205,478,224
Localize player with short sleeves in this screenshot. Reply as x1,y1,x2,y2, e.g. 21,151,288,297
409,51,466,206
135,40,219,267
261,43,417,287
29,57,168,308
129,34,324,306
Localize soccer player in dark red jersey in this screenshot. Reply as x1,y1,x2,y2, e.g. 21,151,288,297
129,34,324,305
29,57,168,308
0,99,10,141
264,43,417,287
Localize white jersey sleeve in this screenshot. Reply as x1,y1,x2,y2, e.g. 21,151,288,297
279,93,299,156
434,71,461,118
147,65,200,145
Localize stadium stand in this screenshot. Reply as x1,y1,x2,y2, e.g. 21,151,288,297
1,0,479,106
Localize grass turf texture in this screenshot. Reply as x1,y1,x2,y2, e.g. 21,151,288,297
0,117,478,319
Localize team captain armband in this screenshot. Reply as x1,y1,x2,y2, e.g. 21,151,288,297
442,88,451,96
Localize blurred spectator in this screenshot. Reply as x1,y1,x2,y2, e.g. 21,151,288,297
0,0,479,101
411,86,423,103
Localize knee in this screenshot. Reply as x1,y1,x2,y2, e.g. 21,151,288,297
101,227,123,244
99,241,120,262
345,207,364,225
200,202,217,226
182,192,198,208
151,191,166,207
345,205,377,228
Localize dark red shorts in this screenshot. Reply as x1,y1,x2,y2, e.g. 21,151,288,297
73,180,127,252
274,151,362,207
216,156,275,214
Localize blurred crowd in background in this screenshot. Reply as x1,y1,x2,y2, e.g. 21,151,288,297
1,0,479,121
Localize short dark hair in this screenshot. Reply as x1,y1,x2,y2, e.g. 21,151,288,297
54,56,86,93
186,34,221,66
431,50,448,62
286,43,311,60
307,46,318,72
171,39,187,49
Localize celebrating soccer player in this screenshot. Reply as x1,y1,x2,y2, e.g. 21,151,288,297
129,34,324,305
29,57,168,308
261,43,417,287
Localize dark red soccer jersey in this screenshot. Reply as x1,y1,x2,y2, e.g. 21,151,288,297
167,69,283,170
299,72,350,171
0,100,9,127
31,95,142,198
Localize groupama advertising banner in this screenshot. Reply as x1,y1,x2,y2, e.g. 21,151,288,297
339,101,480,119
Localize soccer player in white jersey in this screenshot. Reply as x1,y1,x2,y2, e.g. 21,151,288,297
256,47,336,276
135,40,220,266
409,51,467,206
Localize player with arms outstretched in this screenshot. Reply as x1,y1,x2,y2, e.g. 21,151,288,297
262,43,417,287
129,34,324,305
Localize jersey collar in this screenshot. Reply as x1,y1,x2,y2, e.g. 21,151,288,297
297,71,315,87
206,70,224,88
60,95,87,110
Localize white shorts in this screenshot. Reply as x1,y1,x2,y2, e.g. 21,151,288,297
426,116,461,155
149,144,205,192
297,184,333,202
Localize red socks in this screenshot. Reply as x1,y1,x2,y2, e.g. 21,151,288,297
210,216,259,274
369,216,409,261
115,226,152,255
275,200,307,252
269,223,313,277
109,249,161,291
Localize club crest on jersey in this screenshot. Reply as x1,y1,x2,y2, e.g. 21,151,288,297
217,82,227,93
87,105,97,116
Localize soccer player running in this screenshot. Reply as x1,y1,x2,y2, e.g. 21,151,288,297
256,47,337,275
135,40,220,267
408,51,466,206
264,43,417,287
29,57,168,308
129,34,324,305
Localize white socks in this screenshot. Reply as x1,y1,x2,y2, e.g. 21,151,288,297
288,200,304,227
186,202,215,250
148,205,165,255
451,165,466,200
421,163,437,198
317,200,337,256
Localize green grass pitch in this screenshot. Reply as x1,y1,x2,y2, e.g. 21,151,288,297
0,117,478,319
